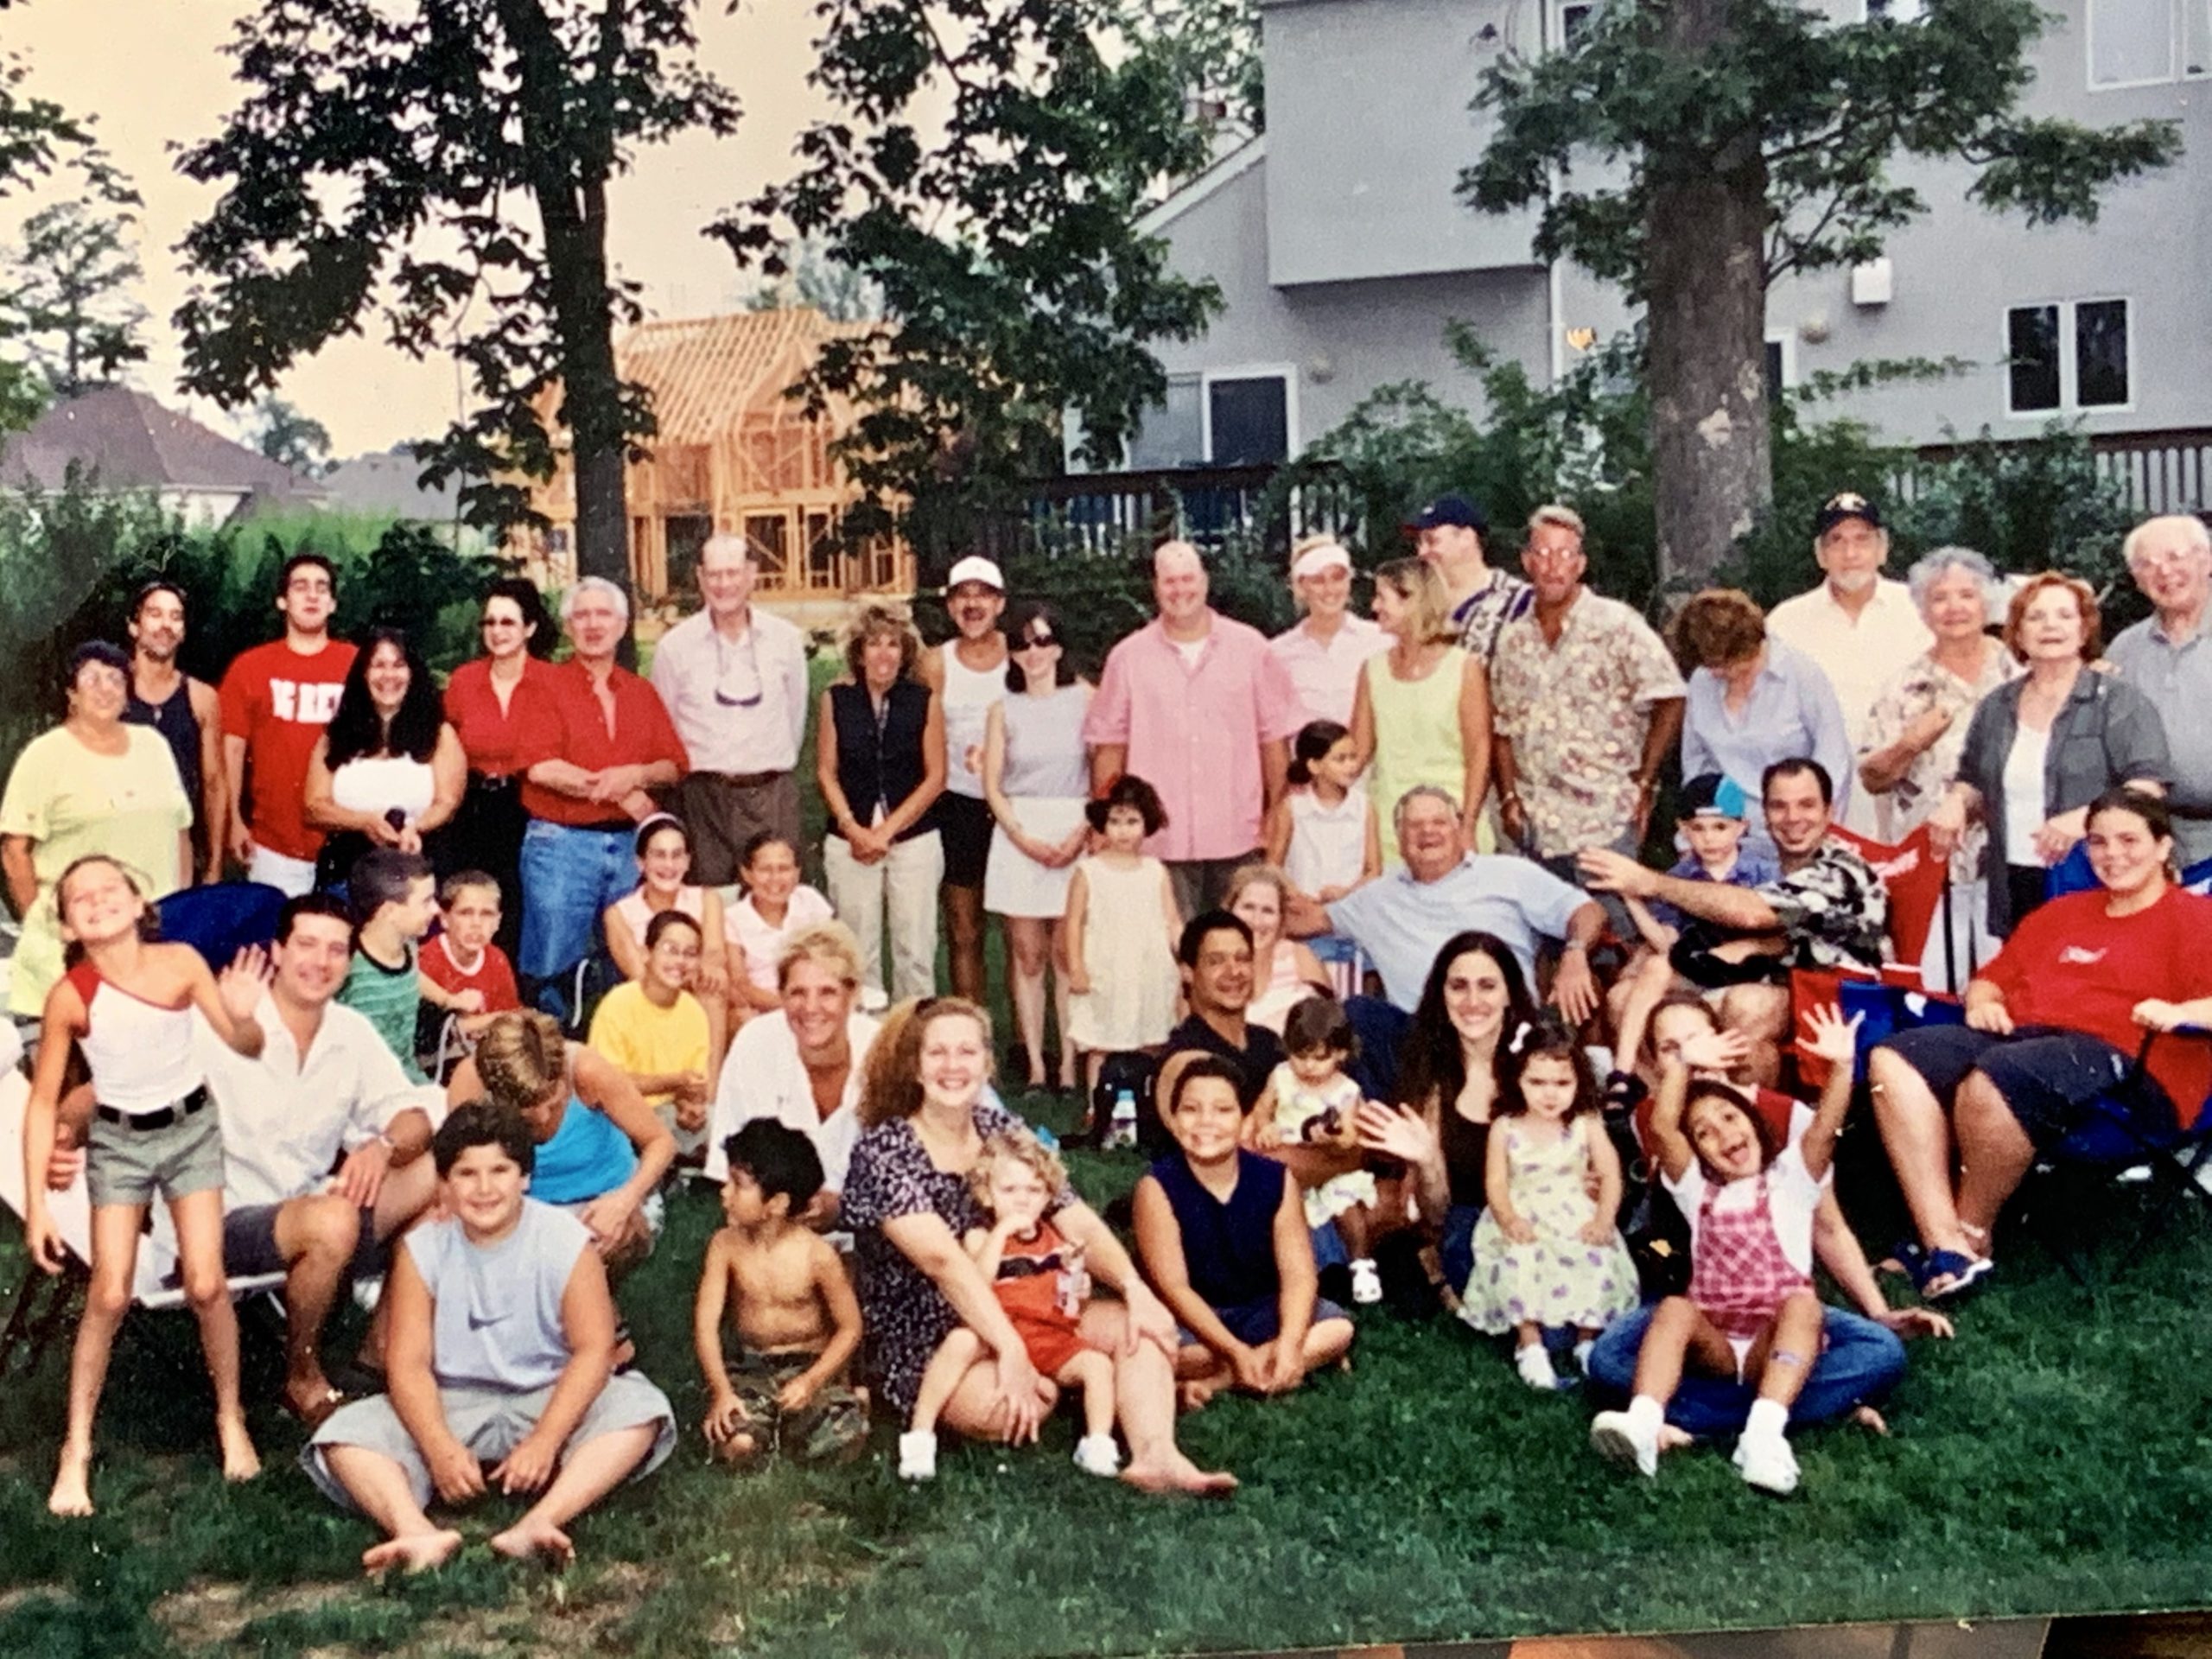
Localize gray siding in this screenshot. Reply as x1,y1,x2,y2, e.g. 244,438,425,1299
1141,0,2210,458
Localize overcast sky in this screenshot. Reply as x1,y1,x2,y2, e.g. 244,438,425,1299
5,0,835,457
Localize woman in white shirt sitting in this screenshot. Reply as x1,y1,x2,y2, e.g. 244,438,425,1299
304,628,465,889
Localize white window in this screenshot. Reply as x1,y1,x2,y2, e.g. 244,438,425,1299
1551,0,1597,47
2004,298,2133,416
2088,0,2211,85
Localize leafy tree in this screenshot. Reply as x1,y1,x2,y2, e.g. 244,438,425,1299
1109,0,1264,143
0,199,148,395
741,232,883,323
1462,0,2181,588
247,395,334,477
173,0,741,622
0,4,133,208
717,0,1224,563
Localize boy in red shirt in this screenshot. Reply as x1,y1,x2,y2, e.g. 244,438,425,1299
219,553,357,894
417,871,521,1075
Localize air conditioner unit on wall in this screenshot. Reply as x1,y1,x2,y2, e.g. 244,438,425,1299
1852,258,1894,307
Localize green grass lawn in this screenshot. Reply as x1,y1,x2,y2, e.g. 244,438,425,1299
3,1120,2211,1659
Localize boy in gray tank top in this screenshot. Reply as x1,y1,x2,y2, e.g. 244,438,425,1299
303,1101,675,1573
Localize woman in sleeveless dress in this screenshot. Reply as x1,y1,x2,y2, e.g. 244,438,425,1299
1350,559,1491,862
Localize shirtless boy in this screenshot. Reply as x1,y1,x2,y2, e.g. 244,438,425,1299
693,1120,868,1464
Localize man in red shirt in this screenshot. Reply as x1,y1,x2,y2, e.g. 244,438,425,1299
512,578,690,1013
219,554,359,894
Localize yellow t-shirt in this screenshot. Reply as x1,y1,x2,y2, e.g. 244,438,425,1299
586,981,710,1114
0,726,190,1016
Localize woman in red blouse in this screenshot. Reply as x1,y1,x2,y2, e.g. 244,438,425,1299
442,577,553,957
1868,788,2212,1299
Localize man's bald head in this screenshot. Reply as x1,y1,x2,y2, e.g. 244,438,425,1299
1153,540,1210,629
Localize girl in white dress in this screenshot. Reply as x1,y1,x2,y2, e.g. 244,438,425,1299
1065,776,1181,1096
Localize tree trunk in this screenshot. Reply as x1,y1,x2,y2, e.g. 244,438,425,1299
1645,0,1772,594
497,0,635,656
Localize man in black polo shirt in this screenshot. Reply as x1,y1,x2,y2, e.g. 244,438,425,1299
1155,911,1281,1118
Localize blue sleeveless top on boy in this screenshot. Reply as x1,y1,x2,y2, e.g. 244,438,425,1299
529,1094,637,1205
1148,1148,1285,1309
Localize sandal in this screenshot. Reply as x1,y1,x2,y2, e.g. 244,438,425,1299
1919,1249,1994,1302
1878,1239,1929,1280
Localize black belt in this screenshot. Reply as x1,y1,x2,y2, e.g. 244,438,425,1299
704,769,785,790
468,771,519,793
97,1085,210,1132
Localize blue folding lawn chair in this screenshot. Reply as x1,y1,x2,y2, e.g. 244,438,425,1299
155,881,288,969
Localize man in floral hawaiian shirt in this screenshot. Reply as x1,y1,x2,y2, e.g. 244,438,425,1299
1491,505,1684,899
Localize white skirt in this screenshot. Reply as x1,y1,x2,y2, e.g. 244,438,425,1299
984,797,1089,918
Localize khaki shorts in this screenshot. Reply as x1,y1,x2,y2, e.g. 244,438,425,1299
86,1096,227,1210
302,1372,677,1513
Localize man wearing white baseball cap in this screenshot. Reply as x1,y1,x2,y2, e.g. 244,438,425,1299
1268,535,1389,727
918,554,1010,1003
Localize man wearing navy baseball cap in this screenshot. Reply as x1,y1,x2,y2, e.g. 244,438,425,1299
1766,491,1930,834
1405,493,1530,663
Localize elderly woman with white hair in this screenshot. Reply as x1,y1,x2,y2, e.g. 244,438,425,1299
512,575,692,1014
1267,534,1389,727
1857,548,2019,980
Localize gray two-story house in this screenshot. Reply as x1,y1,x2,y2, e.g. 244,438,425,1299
1114,0,2209,509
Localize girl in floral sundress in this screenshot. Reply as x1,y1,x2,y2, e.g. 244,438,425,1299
1462,1014,1636,1390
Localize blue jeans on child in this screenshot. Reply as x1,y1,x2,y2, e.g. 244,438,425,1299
518,819,635,992
1584,1303,1907,1437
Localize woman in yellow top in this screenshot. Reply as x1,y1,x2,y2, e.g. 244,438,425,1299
1350,560,1492,863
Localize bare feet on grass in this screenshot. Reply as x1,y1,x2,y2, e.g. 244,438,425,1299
1120,1452,1238,1497
363,1529,463,1576
490,1516,575,1567
219,1414,263,1483
48,1445,93,1517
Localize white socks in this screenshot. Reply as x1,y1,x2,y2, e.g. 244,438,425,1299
898,1429,938,1481
1745,1397,1789,1443
1515,1342,1560,1390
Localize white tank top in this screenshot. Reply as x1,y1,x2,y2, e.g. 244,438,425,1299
66,962,205,1114
1283,784,1370,897
938,639,1006,800
331,753,437,824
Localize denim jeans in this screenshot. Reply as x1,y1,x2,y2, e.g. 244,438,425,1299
1440,1203,1481,1297
518,819,635,985
824,829,944,1001
1584,1303,1908,1437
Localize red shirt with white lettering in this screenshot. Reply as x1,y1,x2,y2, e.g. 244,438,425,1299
512,659,690,828
1981,887,2212,1125
418,932,520,1014
218,638,359,862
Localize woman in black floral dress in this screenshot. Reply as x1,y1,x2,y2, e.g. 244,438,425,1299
842,996,1236,1493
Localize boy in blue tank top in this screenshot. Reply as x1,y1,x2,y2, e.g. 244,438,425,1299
1131,1056,1355,1409
302,1100,675,1574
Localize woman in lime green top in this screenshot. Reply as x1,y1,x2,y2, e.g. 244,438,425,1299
1,642,193,1020
1350,560,1492,864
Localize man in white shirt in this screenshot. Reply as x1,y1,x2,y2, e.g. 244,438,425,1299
1765,493,1932,836
649,534,812,887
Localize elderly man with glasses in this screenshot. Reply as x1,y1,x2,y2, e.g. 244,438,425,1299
649,534,811,888
2109,514,2212,870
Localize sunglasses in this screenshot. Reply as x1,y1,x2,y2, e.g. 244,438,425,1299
1016,632,1058,649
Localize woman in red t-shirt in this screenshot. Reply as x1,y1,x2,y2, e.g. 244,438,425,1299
1869,788,2212,1300
442,577,553,957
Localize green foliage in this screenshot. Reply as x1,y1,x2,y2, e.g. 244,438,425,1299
0,199,148,396
0,14,135,211
174,0,741,576
245,396,334,478
0,474,504,780
1464,0,2182,297
1279,328,2143,619
718,0,1225,543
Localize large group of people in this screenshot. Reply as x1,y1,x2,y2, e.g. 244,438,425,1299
9,499,2212,1560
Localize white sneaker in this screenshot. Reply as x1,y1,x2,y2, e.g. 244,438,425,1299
1732,1430,1801,1496
1590,1409,1658,1478
1071,1433,1122,1477
897,1429,938,1481
1348,1258,1383,1305
1515,1343,1560,1392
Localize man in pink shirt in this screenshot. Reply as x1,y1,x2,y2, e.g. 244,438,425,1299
1086,542,1306,918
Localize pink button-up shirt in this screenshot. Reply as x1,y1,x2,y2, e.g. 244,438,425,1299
1084,613,1306,861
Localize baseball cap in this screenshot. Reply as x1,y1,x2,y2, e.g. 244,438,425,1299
1680,772,1751,822
1404,493,1489,535
944,555,1005,592
1812,491,1883,537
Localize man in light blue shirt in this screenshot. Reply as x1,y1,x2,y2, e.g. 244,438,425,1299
2108,514,2212,869
1292,785,1605,1015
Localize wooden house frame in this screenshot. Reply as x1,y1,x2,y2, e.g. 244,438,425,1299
513,308,912,606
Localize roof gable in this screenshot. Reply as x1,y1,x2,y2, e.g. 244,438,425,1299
0,385,325,499
618,308,872,448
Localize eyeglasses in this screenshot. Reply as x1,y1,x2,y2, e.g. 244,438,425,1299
480,616,523,630
715,628,764,709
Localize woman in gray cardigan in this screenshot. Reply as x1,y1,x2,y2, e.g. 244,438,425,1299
1928,571,2169,938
